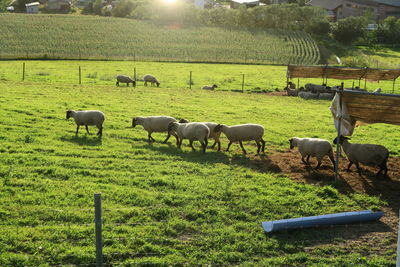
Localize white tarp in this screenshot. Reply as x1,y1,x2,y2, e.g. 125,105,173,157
330,93,356,136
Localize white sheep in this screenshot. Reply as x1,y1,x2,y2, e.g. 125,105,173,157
202,84,218,90
214,123,265,154
298,91,319,100
373,88,382,93
333,135,389,177
284,88,299,96
168,122,210,153
116,75,136,87
179,120,222,151
132,116,178,143
66,110,105,137
143,74,160,87
289,137,335,169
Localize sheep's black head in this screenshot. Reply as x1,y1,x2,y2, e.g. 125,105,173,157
132,117,137,128
66,110,72,119
333,135,350,145
132,80,136,87
213,84,218,89
289,138,294,149
156,82,160,87
167,121,175,132
179,118,189,123
214,124,222,133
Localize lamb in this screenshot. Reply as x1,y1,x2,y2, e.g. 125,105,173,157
289,137,335,169
373,88,382,93
116,75,136,87
298,91,319,100
202,84,218,90
143,74,160,87
132,116,178,144
178,120,222,151
213,123,265,154
333,135,389,177
66,110,105,137
284,88,299,96
168,122,210,153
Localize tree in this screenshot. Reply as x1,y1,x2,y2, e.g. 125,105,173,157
332,16,368,44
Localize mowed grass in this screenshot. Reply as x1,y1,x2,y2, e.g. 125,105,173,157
1,60,399,94
0,74,398,265
0,13,320,65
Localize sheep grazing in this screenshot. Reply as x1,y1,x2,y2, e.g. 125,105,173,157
116,75,136,87
179,119,222,151
168,122,210,153
66,110,105,137
298,91,319,100
373,88,382,93
289,137,335,169
333,135,389,177
202,84,218,90
143,74,160,87
214,123,265,155
284,88,299,96
132,116,178,144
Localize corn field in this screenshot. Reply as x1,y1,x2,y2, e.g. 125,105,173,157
0,14,320,65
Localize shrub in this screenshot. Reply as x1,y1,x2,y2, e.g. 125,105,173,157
332,16,368,44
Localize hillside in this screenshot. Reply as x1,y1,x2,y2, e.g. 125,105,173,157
0,13,320,64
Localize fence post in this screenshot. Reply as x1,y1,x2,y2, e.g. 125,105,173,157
189,71,192,89
396,209,400,267
334,82,344,181
134,67,137,82
79,66,81,85
22,62,25,81
94,193,103,267
242,74,245,93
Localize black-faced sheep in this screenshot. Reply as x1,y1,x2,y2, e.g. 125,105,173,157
289,137,335,169
132,116,178,143
168,122,210,154
202,84,218,90
116,75,136,87
178,119,222,151
143,74,160,87
333,135,389,177
66,110,105,137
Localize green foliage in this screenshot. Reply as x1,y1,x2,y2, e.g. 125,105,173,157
377,16,400,44
332,16,368,45
111,0,135,17
0,13,320,64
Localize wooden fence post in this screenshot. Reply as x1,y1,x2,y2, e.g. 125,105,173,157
22,62,25,81
189,71,192,89
134,67,137,82
94,193,103,267
79,66,81,85
242,74,245,93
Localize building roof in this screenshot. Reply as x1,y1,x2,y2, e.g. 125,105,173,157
307,0,343,10
25,2,39,6
231,0,259,4
372,0,400,8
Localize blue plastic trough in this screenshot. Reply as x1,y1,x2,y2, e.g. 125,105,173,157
262,210,384,233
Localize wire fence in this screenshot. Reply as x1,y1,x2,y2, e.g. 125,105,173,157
0,193,399,266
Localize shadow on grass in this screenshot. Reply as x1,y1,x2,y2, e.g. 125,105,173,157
60,135,102,146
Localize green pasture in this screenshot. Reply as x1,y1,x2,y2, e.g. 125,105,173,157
1,60,399,94
0,13,319,65
0,72,398,265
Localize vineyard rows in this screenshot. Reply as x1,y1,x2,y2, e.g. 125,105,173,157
0,14,321,65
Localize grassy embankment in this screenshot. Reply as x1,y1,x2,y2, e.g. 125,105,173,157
0,62,398,265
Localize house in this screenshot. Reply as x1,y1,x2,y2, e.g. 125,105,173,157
25,2,39,13
47,0,71,12
307,0,400,21
230,0,265,9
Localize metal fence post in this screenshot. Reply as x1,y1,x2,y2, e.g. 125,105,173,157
79,66,81,85
134,67,137,84
242,74,245,93
22,62,25,81
189,71,192,89
94,193,103,267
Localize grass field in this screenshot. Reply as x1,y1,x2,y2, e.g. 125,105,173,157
1,60,399,94
0,13,320,65
0,60,398,265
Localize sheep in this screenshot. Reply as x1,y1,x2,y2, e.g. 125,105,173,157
305,83,331,93
373,88,382,93
298,91,319,100
318,92,334,100
202,84,218,90
213,123,265,155
143,74,160,87
116,75,136,87
284,88,299,96
168,122,210,153
289,137,335,169
66,110,105,137
178,119,222,151
132,116,178,144
288,81,296,89
333,135,389,177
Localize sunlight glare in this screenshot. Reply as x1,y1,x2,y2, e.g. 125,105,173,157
163,0,177,3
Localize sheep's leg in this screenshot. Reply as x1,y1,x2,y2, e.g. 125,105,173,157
355,162,363,177
328,151,336,169
162,133,171,144
177,139,182,149
116,81,119,86
85,125,90,135
202,138,208,154
226,141,232,152
347,162,353,172
144,81,147,86
217,141,221,152
189,140,196,151
239,141,247,155
75,125,80,135
97,126,103,137
306,155,311,165
301,156,308,165
261,139,266,154
126,83,129,86
315,157,322,169
148,132,155,142
210,140,217,148
255,140,261,154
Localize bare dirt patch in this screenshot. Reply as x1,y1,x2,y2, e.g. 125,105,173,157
249,149,400,258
